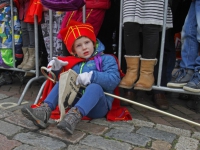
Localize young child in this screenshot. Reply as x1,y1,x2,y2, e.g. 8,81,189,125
21,20,121,134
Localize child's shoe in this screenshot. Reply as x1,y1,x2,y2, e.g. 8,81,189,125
21,103,51,129
57,107,82,134
183,72,200,92
167,68,194,88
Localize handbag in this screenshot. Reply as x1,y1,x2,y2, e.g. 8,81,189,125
41,0,85,11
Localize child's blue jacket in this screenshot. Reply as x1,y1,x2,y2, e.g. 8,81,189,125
72,39,121,109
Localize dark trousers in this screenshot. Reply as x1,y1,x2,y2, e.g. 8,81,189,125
123,22,160,59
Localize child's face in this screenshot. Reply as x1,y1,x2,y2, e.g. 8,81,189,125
73,37,95,59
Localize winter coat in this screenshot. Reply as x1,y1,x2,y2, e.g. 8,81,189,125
86,0,110,9
72,39,121,109
18,0,30,20
123,0,173,28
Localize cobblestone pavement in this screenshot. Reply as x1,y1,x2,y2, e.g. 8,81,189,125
0,77,200,150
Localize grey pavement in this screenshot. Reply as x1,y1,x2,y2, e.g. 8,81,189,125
0,77,200,150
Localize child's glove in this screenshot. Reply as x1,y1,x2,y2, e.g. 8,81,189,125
46,57,68,72
76,71,93,86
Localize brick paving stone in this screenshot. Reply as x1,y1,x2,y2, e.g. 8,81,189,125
192,132,200,140
67,144,102,150
133,148,150,150
0,108,14,119
13,144,47,150
130,112,149,121
142,110,166,117
13,132,67,150
131,104,149,112
155,124,191,137
76,121,108,135
90,118,113,127
166,107,189,119
91,118,134,129
172,105,196,115
169,121,197,132
175,136,199,150
113,125,135,132
129,119,154,128
162,116,183,122
148,116,172,126
40,124,86,144
5,114,38,130
188,113,200,120
136,127,176,143
80,135,132,150
151,140,172,150
0,120,23,136
0,93,8,99
126,106,138,113
105,129,151,147
0,134,21,150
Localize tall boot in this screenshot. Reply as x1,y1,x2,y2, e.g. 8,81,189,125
22,48,35,71
17,47,29,69
134,58,157,91
119,55,140,89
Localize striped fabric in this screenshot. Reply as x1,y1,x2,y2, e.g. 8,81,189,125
123,0,173,28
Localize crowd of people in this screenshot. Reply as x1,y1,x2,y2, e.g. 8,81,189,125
0,0,199,134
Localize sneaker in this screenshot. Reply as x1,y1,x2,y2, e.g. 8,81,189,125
0,72,13,86
57,107,82,134
183,72,200,92
21,103,52,129
167,68,194,88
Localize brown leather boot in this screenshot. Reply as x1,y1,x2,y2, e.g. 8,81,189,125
134,58,157,91
152,93,169,110
17,47,29,69
22,48,35,71
119,55,140,89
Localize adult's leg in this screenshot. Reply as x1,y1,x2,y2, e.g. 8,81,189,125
119,22,141,89
134,24,159,91
180,1,198,69
27,23,35,48
21,21,29,47
142,24,160,59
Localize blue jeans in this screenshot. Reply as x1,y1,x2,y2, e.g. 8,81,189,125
44,83,109,119
180,0,200,70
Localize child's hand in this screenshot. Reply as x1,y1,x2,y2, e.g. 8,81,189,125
76,71,93,86
47,57,68,72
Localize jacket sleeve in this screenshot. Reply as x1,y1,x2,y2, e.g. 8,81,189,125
90,55,121,91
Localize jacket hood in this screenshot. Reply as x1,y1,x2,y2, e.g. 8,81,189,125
94,38,105,54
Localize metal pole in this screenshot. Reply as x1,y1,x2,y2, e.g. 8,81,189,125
104,92,200,127
82,5,86,23
49,10,53,60
34,15,39,77
10,0,15,68
157,0,168,86
118,0,123,67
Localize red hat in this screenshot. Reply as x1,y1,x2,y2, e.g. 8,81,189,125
59,20,96,54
